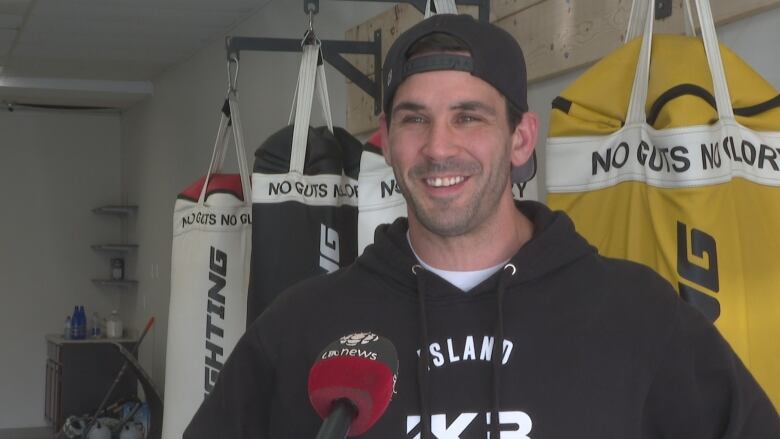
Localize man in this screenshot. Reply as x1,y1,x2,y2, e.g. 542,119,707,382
184,14,780,438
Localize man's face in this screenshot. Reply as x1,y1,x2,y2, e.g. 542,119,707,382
381,69,530,237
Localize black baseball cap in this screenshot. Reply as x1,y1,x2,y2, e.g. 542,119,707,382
382,14,535,183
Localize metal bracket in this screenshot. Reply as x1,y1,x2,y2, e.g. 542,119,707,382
226,31,383,114
655,0,672,19
304,0,319,14
230,0,489,116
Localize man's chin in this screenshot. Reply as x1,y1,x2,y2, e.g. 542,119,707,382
414,209,476,238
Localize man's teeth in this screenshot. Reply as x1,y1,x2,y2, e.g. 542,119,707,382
426,176,465,187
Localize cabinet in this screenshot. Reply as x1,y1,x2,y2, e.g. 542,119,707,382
44,335,138,432
91,205,138,287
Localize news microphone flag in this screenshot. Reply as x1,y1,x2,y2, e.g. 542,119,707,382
308,333,398,436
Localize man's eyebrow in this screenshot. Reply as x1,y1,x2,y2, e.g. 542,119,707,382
391,101,426,116
450,100,496,115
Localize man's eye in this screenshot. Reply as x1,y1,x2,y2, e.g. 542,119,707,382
456,114,481,124
401,115,426,124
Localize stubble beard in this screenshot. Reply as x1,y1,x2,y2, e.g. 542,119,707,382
395,149,512,238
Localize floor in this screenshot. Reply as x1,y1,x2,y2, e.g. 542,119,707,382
0,427,55,439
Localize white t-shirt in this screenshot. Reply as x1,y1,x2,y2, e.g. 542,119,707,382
408,233,507,292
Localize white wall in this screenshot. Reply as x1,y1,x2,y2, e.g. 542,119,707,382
0,110,122,428
120,0,780,405
119,0,390,393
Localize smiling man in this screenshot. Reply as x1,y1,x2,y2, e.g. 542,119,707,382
184,14,779,439
380,21,537,272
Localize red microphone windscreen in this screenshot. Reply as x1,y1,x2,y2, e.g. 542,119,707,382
308,333,398,436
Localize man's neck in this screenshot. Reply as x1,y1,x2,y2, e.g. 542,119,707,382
408,198,533,271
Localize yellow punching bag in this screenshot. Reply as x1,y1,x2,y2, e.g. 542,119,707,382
545,1,780,406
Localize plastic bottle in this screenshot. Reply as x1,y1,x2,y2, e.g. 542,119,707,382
76,307,82,340
63,316,71,339
78,306,86,339
73,307,79,339
80,306,88,339
107,310,123,339
70,306,79,339
90,312,102,338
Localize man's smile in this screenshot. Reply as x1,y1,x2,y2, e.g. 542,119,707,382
425,176,466,187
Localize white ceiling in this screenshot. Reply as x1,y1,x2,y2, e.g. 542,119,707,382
0,0,272,109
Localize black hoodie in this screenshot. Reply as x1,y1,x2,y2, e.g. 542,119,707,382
184,201,779,438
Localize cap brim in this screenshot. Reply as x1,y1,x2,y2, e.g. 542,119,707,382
511,151,537,184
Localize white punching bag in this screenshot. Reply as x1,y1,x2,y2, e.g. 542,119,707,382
162,94,251,439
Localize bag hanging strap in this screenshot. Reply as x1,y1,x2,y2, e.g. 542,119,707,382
693,0,734,121
424,0,458,18
205,101,233,178
626,0,735,125
288,42,335,174
316,61,335,133
624,0,644,42
625,0,655,125
289,42,319,174
198,57,252,207
227,90,253,205
198,59,237,204
287,50,334,134
683,0,696,38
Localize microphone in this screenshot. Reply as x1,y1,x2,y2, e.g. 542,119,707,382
308,333,398,438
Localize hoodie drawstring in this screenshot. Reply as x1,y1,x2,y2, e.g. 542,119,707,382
491,263,515,439
413,262,516,439
414,264,433,439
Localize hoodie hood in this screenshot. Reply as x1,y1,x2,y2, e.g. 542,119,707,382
357,200,596,297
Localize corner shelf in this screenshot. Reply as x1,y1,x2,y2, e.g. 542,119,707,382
92,205,138,216
92,279,138,288
91,244,138,252
92,204,138,289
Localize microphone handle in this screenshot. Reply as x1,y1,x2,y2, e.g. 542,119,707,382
315,399,358,439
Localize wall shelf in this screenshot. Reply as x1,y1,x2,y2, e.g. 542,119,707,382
91,279,138,288
90,244,138,252
92,205,138,216
92,204,138,287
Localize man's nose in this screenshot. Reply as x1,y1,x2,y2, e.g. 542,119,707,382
422,120,459,160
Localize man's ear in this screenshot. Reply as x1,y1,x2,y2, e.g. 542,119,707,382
510,111,538,168
379,112,392,166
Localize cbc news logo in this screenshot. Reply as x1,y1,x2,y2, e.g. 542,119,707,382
339,332,379,347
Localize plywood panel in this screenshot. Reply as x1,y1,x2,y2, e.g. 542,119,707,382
499,0,780,82
491,0,545,22
346,0,780,135
346,72,380,135
496,0,688,83
344,4,422,80
344,4,479,83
